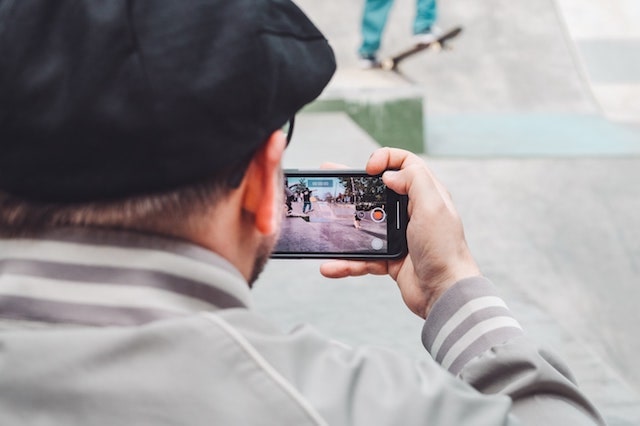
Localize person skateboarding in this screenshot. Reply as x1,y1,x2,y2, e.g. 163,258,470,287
302,189,314,213
284,182,294,215
353,210,363,229
358,0,441,68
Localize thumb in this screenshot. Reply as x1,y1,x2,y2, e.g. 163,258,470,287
382,170,406,195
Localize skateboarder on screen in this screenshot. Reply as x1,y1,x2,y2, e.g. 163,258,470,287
302,189,314,213
358,0,441,68
354,211,362,229
284,181,294,215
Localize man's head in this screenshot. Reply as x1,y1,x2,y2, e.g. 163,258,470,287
0,0,336,282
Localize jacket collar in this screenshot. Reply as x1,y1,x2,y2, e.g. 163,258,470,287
0,227,251,327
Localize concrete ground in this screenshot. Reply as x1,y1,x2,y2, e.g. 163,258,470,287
254,0,640,424
298,0,640,155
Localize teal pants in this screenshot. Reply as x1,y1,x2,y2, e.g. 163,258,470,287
359,0,437,56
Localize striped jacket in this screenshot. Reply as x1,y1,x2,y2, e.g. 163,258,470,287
0,228,603,425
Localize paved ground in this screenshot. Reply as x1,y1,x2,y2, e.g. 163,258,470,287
255,113,640,425
555,0,640,123
276,202,388,254
253,1,640,424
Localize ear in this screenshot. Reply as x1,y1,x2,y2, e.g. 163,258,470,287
241,130,287,235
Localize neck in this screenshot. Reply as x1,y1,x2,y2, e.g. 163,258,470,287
181,201,259,285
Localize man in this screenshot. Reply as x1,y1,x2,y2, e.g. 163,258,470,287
302,189,314,213
0,0,604,424
359,0,441,68
284,181,294,215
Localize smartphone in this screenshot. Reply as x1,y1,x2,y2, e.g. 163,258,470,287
271,170,408,259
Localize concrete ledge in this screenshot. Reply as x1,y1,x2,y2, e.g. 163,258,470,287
304,68,426,153
283,112,382,168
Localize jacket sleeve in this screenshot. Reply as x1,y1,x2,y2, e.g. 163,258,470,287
422,276,605,425
227,277,605,425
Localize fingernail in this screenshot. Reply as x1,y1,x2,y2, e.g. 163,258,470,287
383,170,397,180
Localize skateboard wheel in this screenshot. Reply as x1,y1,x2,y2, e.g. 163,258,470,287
381,59,395,71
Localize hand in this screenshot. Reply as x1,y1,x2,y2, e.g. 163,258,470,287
320,148,480,319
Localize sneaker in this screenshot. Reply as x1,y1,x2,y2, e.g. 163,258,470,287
413,26,442,45
358,53,379,69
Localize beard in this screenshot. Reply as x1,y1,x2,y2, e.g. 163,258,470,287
247,169,284,287
248,233,276,287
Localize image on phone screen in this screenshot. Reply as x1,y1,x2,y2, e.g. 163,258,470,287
272,171,407,259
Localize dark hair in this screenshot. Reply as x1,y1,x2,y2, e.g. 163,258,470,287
0,165,247,238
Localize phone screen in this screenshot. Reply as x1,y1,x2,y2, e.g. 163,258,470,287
271,170,408,259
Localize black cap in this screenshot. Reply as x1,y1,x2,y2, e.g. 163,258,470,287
0,0,336,202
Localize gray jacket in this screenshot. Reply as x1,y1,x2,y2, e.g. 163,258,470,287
0,228,604,425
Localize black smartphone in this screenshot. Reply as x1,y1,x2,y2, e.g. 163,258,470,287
271,170,408,259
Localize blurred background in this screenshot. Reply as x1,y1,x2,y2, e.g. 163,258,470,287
253,1,640,424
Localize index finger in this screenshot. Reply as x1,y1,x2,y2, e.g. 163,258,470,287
366,148,426,175
366,148,454,212
319,162,350,170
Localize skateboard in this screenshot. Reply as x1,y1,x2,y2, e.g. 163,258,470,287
380,26,463,71
285,212,310,222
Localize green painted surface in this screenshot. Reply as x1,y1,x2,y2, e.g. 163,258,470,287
304,99,347,114
427,113,640,156
304,97,425,153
